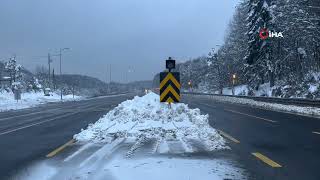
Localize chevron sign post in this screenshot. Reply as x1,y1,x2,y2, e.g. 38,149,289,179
160,57,180,103
160,72,180,103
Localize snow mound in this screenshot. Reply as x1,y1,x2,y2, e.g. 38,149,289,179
74,92,226,151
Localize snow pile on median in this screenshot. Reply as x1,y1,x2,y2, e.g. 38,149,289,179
74,92,226,151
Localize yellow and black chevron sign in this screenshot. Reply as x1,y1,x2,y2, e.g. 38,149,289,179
160,72,180,103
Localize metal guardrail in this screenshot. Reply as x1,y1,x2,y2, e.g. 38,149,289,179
182,92,320,108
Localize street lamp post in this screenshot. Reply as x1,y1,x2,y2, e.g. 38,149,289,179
126,67,134,83
59,48,70,101
232,74,236,95
188,80,192,92
213,54,222,94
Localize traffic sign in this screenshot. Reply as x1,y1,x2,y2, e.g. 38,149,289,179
160,72,180,103
166,57,175,71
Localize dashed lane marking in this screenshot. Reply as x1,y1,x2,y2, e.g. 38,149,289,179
198,103,217,108
225,109,277,123
252,152,282,168
0,112,78,136
46,139,75,158
217,129,240,144
0,98,117,122
312,131,320,135
0,107,63,122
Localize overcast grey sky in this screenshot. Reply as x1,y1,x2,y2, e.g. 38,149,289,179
0,0,239,83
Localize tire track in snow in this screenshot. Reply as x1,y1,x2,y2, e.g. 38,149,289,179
187,139,207,152
166,139,190,154
79,138,125,168
151,138,162,154
125,135,147,158
158,139,170,154
63,143,94,162
180,138,194,153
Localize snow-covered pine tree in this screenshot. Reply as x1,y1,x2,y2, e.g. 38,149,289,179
245,0,275,89
207,49,223,93
218,0,249,86
159,0,320,98
276,0,320,98
4,57,22,86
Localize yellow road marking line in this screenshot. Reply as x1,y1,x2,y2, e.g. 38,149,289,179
225,109,277,123
46,139,75,158
217,130,240,143
312,131,320,135
252,152,282,168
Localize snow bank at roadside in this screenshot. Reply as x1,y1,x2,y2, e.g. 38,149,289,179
74,92,226,151
0,91,82,111
208,95,320,117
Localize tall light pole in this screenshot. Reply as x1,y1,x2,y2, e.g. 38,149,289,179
127,67,133,83
109,64,112,93
188,80,192,92
213,53,222,94
59,48,70,100
232,74,236,95
48,53,52,85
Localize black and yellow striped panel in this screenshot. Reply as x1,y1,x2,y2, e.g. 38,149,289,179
160,72,180,103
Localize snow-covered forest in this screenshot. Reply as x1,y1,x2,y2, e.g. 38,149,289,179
0,58,104,96
175,0,320,99
0,58,152,97
0,58,154,111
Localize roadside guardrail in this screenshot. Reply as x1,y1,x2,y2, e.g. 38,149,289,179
182,92,320,108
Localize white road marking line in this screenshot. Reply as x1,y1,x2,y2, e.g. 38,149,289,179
198,103,217,108
0,107,63,122
0,103,111,130
312,131,320,135
0,97,113,122
0,112,78,136
86,93,129,100
225,109,277,123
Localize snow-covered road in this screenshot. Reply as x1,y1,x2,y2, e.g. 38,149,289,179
15,137,247,180
12,93,248,180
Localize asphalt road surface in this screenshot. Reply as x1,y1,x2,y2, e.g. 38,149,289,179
1,93,320,179
0,94,135,179
183,94,320,180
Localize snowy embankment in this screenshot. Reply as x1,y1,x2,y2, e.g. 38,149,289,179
218,79,320,99
207,95,320,117
74,92,226,152
0,91,82,111
218,84,272,96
